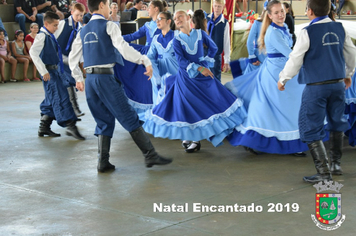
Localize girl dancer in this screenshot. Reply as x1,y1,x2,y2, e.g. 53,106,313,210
147,11,179,105
225,0,307,155
143,10,247,152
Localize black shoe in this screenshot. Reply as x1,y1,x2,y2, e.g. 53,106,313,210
98,163,115,172
185,141,201,153
243,146,263,155
129,127,172,167
38,130,61,137
182,140,191,149
38,115,61,137
330,162,343,175
291,152,307,157
97,135,115,172
145,155,172,168
66,121,85,140
303,173,332,183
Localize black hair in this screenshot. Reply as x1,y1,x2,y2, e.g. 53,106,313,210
134,0,143,5
158,11,175,30
307,0,330,17
44,11,60,23
88,0,108,13
192,9,207,33
14,29,24,39
283,2,295,18
150,0,164,13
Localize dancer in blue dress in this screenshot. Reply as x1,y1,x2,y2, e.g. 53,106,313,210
225,0,307,155
243,11,267,74
147,11,179,106
114,0,164,119
143,10,247,152
345,68,356,146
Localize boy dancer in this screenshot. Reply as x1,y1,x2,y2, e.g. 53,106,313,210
55,2,86,117
278,0,356,183
68,0,172,172
207,0,231,82
30,11,85,140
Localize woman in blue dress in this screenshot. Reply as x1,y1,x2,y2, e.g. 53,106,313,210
345,68,356,146
143,10,247,152
243,10,267,74
147,11,179,106
225,0,307,155
114,0,164,119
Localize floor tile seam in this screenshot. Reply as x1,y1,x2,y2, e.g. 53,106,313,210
138,215,216,236
0,182,176,225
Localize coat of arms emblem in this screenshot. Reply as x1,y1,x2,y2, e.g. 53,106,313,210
311,180,346,230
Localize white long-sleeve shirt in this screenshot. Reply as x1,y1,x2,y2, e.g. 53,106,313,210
29,28,52,76
69,14,152,82
279,17,356,85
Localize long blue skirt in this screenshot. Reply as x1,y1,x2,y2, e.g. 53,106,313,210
226,57,308,154
143,70,247,147
345,70,356,146
114,44,153,120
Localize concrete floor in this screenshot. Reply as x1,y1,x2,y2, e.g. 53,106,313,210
1,74,356,236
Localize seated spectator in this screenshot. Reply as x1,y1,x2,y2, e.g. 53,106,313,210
0,29,18,83
141,2,148,11
0,17,9,40
14,0,44,36
1,0,7,4
51,0,70,20
11,30,36,82
129,0,143,20
125,1,133,11
109,2,120,27
35,0,52,14
24,23,40,81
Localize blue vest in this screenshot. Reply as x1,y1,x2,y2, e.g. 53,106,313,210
207,16,228,56
80,19,124,67
57,18,74,56
39,32,59,65
298,22,345,84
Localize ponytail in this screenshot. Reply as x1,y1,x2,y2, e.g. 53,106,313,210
258,0,281,51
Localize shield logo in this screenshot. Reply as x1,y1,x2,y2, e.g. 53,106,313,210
315,193,342,225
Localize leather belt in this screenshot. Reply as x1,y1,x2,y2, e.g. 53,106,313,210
307,79,343,86
85,67,114,75
46,65,58,70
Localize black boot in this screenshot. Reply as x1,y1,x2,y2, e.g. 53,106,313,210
303,140,332,183
97,135,115,172
129,127,172,168
67,86,85,117
38,115,61,137
66,120,85,140
329,131,343,175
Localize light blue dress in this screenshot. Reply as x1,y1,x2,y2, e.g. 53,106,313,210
345,68,356,146
225,23,308,154
147,30,179,106
114,21,161,119
143,29,247,147
244,20,267,74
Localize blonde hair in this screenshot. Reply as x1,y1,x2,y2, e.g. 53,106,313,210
213,0,226,4
110,2,118,8
174,9,188,19
258,0,281,51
